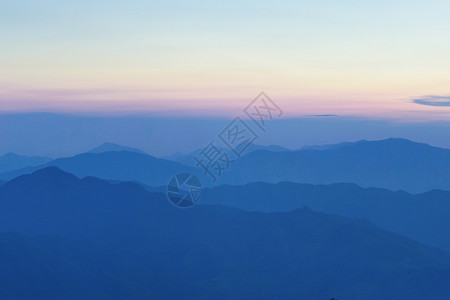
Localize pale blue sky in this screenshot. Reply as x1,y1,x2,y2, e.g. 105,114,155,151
1,0,450,119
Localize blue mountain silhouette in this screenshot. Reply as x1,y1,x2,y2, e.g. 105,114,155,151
88,142,147,154
2,138,448,193
298,140,366,151
202,181,450,251
0,151,195,186
0,153,51,173
219,138,450,192
0,167,450,299
165,143,290,166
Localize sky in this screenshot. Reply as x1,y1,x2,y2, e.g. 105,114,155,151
1,0,450,120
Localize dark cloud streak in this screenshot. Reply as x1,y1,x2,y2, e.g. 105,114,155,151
304,114,338,117
413,95,450,107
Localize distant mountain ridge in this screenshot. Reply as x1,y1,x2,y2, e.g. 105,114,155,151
165,144,291,166
2,138,450,193
298,140,367,151
202,181,450,252
220,138,450,192
0,151,195,186
88,142,147,154
0,153,51,173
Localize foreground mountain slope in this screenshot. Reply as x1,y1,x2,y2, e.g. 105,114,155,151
0,232,110,299
0,168,450,299
0,151,195,186
0,166,171,236
221,138,450,192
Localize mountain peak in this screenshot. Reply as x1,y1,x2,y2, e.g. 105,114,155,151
31,166,73,176
377,138,417,144
0,167,79,193
356,138,432,149
16,167,78,184
88,143,146,154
